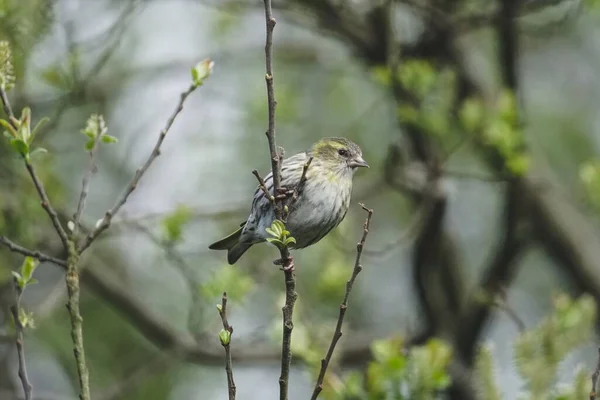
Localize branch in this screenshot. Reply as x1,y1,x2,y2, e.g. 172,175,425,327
10,283,32,400
65,246,90,400
72,132,102,236
78,84,198,253
310,204,373,400
261,2,298,399
591,347,600,400
218,293,236,400
0,236,67,267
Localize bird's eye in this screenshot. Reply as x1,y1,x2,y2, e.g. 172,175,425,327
337,149,349,157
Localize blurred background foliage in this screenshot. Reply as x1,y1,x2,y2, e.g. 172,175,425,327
2,0,600,399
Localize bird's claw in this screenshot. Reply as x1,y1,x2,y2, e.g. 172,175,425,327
273,256,294,271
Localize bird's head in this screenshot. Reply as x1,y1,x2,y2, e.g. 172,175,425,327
310,137,369,176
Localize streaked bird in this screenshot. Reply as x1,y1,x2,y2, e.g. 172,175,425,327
209,137,368,264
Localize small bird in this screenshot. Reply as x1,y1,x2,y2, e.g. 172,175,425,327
209,137,369,264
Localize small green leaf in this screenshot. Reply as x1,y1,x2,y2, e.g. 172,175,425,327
0,119,17,137
216,304,223,313
191,59,214,87
30,117,50,142
27,278,39,285
11,271,21,281
10,138,29,156
218,328,231,346
265,227,277,237
161,205,192,244
84,139,95,151
21,257,39,281
30,147,48,158
101,134,118,144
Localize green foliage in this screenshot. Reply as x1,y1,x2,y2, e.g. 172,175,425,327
0,40,15,91
475,294,596,400
391,61,457,141
475,345,503,400
11,256,39,290
161,205,192,245
324,338,452,400
200,266,254,303
218,328,231,346
191,58,214,87
266,219,296,249
1,107,49,160
0,0,53,79
580,160,600,208
80,113,117,151
459,91,529,176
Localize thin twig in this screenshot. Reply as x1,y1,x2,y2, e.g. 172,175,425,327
0,85,14,118
218,292,236,400
0,87,69,248
591,348,600,400
73,134,102,237
310,204,373,400
261,1,298,398
78,84,197,253
263,0,281,198
252,169,275,203
288,157,313,209
11,281,32,400
23,161,70,248
0,236,67,267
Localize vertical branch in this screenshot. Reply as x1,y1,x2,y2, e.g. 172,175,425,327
310,204,373,400
73,134,102,236
261,2,297,400
218,293,236,400
591,348,600,400
10,283,32,400
263,0,282,198
66,244,91,400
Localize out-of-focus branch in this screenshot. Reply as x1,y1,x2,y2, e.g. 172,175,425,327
0,237,66,267
591,348,600,400
218,293,236,400
454,0,527,366
310,204,373,400
78,83,198,253
10,281,32,400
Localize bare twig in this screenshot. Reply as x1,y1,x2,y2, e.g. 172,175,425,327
11,282,32,400
252,169,275,202
310,204,373,400
260,1,298,399
263,0,281,198
0,87,69,248
0,236,67,267
591,348,600,400
288,156,313,208
78,84,197,253
73,134,102,236
218,293,236,400
0,86,14,119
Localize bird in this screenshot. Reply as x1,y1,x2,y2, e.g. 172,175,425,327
209,137,369,264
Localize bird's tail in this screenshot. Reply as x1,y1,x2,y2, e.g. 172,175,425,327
208,224,253,264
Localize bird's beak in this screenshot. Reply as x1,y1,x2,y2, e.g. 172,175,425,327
349,156,369,169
